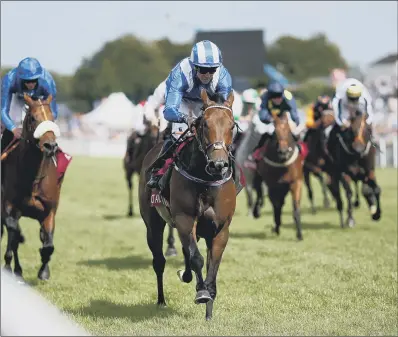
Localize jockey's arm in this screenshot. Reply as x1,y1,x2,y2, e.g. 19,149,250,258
363,96,374,125
163,69,189,124
46,75,59,120
335,99,350,126
287,97,300,125
1,73,17,131
215,67,233,100
258,97,272,124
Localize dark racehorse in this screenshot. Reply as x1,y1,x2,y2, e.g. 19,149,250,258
139,89,237,320
325,110,381,228
123,117,177,257
1,94,64,281
254,112,305,240
302,110,333,214
124,117,159,217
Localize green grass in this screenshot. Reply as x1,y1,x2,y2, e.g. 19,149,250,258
1,156,397,336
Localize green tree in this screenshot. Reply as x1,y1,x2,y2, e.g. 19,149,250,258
267,33,348,83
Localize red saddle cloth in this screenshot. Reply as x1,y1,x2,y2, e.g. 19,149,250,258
56,148,73,182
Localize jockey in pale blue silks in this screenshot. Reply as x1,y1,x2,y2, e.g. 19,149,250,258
1,57,58,150
147,40,233,189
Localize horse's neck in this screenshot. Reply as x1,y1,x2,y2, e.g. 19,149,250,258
180,139,212,180
19,142,46,182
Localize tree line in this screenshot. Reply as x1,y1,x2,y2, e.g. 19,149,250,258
1,33,348,112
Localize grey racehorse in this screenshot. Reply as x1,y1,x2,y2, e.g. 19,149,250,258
234,121,268,217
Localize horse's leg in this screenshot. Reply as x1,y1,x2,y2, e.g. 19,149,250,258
252,174,264,219
362,173,382,221
175,215,210,304
165,226,177,257
318,172,331,209
126,170,134,217
326,173,345,228
204,224,230,321
340,174,355,227
304,166,316,214
290,179,303,241
145,211,167,306
269,187,286,235
353,178,360,208
38,211,56,280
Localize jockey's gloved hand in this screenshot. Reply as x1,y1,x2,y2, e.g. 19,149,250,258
179,114,189,125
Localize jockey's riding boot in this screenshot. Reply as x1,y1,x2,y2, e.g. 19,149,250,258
147,137,174,189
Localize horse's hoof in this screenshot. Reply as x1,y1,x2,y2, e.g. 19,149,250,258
14,274,25,284
297,234,303,241
369,205,377,215
3,265,12,273
38,265,50,281
252,208,260,219
165,247,177,257
177,270,193,283
157,301,167,308
19,233,25,244
311,207,317,215
194,290,212,305
354,200,360,208
372,211,381,221
271,227,280,235
127,211,133,217
346,218,355,228
206,315,212,321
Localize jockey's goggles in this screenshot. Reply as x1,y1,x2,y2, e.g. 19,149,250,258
195,66,218,74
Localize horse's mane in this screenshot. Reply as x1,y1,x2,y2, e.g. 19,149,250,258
205,91,226,105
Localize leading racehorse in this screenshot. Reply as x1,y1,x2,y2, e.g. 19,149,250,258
1,94,68,281
139,89,238,320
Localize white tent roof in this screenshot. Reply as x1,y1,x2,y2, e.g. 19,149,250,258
82,92,141,130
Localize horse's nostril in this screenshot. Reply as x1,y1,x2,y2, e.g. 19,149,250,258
43,141,58,153
223,162,229,168
208,161,216,168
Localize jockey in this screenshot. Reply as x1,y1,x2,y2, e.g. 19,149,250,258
332,77,373,127
147,40,233,189
231,88,260,152
1,57,58,151
250,82,300,156
327,78,374,151
303,94,332,142
143,80,168,133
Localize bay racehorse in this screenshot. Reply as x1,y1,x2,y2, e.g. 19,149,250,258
1,94,70,281
254,111,306,240
139,89,239,320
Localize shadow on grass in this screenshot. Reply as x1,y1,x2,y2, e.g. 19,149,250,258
102,214,131,221
65,299,177,322
300,206,337,215
283,221,334,230
77,254,181,271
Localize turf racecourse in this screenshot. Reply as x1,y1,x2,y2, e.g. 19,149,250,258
1,156,397,336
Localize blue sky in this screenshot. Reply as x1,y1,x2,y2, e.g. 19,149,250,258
1,1,397,74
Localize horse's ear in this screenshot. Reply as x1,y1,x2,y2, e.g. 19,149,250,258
224,90,234,108
23,93,34,106
200,89,211,107
46,95,53,104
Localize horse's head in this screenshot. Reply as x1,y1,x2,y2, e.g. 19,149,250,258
194,89,235,176
348,110,372,155
23,94,60,157
272,111,296,162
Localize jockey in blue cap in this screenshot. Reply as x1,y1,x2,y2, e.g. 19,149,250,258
248,82,300,159
147,40,233,189
1,57,58,151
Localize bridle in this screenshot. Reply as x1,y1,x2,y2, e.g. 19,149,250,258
191,105,237,176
